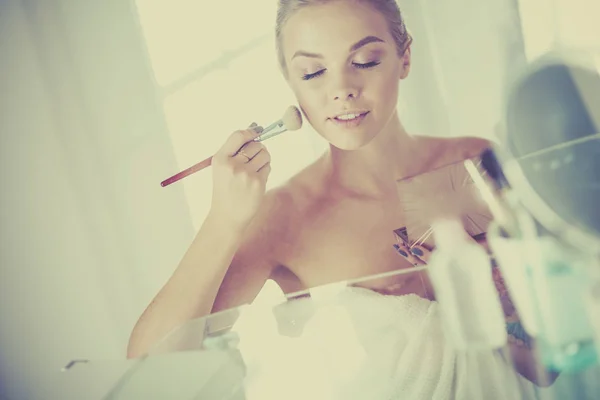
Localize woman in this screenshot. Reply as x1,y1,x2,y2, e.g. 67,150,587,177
128,0,555,390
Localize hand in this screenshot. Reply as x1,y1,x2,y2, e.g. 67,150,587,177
393,232,488,266
393,232,532,343
393,230,551,384
209,123,272,231
393,240,432,266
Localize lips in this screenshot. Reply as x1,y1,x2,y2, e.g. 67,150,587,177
331,111,370,121
329,111,370,128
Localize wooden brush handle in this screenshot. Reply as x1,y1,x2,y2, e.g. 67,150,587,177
160,156,213,187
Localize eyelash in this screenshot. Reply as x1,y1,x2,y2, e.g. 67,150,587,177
302,61,381,81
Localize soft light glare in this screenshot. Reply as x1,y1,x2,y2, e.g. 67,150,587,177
231,281,365,399
254,279,287,308
310,281,348,303
134,0,275,86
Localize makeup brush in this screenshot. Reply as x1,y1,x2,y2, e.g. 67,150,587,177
160,106,303,187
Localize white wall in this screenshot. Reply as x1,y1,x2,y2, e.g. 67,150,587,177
0,1,194,399
398,0,531,140
518,0,600,60
134,0,329,230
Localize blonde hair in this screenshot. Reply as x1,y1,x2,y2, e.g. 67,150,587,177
275,0,412,72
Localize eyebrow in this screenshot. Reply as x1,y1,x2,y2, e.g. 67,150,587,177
291,35,385,60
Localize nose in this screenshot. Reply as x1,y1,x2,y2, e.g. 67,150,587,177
330,73,360,101
332,87,358,101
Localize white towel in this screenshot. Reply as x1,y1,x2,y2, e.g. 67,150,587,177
237,286,538,400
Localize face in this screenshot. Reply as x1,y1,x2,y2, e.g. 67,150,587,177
281,0,411,150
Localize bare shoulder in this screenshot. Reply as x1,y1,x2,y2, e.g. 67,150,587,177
456,136,495,158
423,135,494,166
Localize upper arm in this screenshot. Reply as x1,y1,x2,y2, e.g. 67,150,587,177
460,136,494,159
211,188,292,314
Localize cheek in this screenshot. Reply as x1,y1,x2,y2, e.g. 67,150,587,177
291,86,323,122
366,77,398,114
373,68,400,105
383,80,400,104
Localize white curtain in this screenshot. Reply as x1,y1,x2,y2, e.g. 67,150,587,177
396,0,528,140
0,1,193,399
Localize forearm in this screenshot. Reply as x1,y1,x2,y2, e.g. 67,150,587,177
492,262,559,386
127,214,244,358
504,337,559,387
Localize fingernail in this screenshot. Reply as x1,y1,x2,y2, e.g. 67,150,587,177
249,122,258,128
411,247,424,257
393,244,409,258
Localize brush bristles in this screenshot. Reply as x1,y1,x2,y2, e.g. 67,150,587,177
282,106,303,131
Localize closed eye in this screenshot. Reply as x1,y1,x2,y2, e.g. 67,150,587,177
302,70,325,80
301,61,381,80
353,61,381,69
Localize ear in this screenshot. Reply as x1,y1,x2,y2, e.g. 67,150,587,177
399,46,412,80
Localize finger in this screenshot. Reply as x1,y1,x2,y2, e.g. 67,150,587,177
248,122,264,134
473,234,491,254
394,235,428,265
257,162,271,179
237,141,264,159
393,244,426,266
221,128,264,157
246,148,271,171
409,244,432,263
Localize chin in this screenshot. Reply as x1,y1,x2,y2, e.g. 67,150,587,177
307,111,382,150
323,128,379,151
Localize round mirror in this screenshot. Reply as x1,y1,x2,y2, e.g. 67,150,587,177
499,50,600,249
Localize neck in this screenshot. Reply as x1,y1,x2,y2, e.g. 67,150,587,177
322,111,423,199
